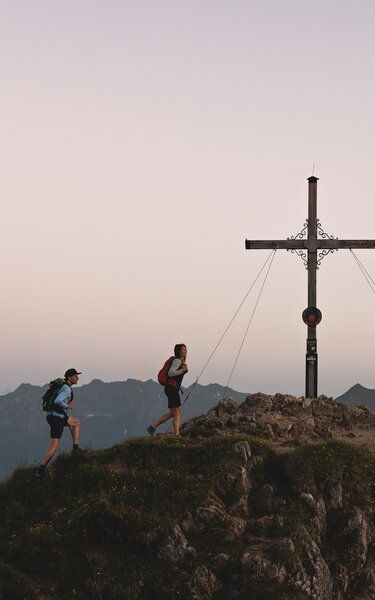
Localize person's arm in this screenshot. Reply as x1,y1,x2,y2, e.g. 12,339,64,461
54,385,72,410
168,358,187,376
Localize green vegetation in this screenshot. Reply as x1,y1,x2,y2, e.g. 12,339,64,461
0,562,37,600
284,441,375,510
0,435,374,599
0,435,268,600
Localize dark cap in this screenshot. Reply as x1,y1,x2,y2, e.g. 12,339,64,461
64,368,82,378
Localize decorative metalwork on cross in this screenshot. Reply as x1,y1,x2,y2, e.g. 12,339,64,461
245,176,375,398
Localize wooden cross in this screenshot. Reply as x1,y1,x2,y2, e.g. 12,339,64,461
245,176,375,398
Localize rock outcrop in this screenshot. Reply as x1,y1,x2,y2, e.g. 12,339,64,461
154,393,375,600
2,393,375,599
181,392,375,451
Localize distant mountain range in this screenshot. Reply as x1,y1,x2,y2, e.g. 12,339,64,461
0,379,248,479
1,379,374,481
335,383,375,409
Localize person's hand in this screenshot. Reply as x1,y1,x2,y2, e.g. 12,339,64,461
182,363,188,373
68,402,74,409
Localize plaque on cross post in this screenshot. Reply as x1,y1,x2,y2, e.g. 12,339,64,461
245,177,375,398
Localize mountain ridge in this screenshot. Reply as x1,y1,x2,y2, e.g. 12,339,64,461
335,382,375,409
1,378,375,481
0,378,248,479
1,392,375,599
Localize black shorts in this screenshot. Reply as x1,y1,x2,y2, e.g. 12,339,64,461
165,385,181,409
46,414,69,439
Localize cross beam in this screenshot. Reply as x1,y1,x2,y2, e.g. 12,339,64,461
245,176,375,398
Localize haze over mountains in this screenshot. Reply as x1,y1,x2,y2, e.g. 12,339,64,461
0,379,248,479
335,383,375,409
2,391,375,598
0,378,372,480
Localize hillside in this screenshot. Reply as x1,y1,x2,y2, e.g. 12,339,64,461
2,377,375,481
0,379,247,479
1,393,375,599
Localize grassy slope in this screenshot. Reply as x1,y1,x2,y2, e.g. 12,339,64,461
0,435,374,600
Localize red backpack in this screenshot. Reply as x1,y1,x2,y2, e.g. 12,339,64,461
157,356,176,387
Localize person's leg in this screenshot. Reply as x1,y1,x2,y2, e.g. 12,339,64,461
152,409,173,429
168,387,182,435
67,416,80,446
37,416,64,471
147,386,182,435
42,438,60,466
171,406,181,435
148,385,175,434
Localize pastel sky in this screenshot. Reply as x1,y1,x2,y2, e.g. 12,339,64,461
1,1,375,397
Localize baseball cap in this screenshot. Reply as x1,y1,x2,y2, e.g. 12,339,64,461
64,368,82,378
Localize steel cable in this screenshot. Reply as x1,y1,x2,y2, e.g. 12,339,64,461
350,249,375,295
222,249,277,398
183,249,277,404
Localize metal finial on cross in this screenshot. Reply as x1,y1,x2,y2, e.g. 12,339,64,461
245,176,375,398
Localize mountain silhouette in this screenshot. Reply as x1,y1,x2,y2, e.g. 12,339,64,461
0,379,247,479
2,378,374,480
335,383,375,409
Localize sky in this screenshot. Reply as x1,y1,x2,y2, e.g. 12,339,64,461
1,0,375,398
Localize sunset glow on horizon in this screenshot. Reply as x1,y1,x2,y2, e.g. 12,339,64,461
1,1,375,398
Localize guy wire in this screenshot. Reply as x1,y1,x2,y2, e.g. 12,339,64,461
222,249,277,398
182,249,276,404
350,249,375,295
196,248,277,382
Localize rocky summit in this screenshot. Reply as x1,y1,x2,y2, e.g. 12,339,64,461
181,392,375,452
1,393,375,600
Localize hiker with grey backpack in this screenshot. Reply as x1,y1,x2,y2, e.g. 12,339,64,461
35,368,84,479
147,344,188,437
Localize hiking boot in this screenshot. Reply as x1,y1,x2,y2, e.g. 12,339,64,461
147,425,155,436
35,466,45,479
72,446,87,454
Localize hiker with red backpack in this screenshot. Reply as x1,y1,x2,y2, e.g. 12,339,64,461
147,344,188,436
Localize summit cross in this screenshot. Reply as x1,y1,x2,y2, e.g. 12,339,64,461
245,176,375,398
